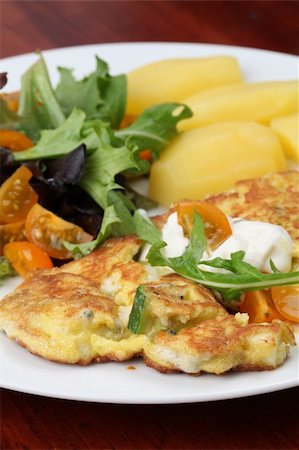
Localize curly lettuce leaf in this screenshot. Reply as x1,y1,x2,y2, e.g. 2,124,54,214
78,128,144,209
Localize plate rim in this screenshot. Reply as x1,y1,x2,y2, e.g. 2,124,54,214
1,40,299,63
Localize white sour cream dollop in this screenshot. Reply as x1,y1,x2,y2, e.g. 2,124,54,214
161,212,189,258
159,212,293,273
208,219,294,273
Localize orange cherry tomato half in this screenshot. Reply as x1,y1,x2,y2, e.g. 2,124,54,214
139,149,152,161
1,92,19,113
0,220,26,254
240,290,284,323
177,201,232,250
271,285,299,323
25,203,93,259
0,166,38,223
0,130,33,151
119,114,137,129
3,241,53,277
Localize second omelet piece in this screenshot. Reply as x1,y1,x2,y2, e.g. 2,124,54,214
205,170,299,257
143,313,295,375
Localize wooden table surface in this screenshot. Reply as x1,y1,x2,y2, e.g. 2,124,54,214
1,1,299,449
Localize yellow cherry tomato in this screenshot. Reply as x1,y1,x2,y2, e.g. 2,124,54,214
4,241,54,277
271,285,299,323
177,200,232,250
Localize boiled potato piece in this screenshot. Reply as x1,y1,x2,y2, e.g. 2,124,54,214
127,56,243,115
178,81,298,131
270,113,298,161
149,122,287,205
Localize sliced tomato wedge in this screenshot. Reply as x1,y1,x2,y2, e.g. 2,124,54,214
25,204,93,259
240,290,284,323
0,220,26,254
0,130,33,151
271,285,299,323
4,241,54,277
0,166,38,223
177,200,232,250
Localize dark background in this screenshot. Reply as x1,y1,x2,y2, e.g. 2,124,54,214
1,0,299,58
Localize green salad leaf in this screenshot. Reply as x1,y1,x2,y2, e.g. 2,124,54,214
64,205,121,258
55,57,126,129
13,109,99,161
0,257,17,282
116,103,192,159
107,190,136,236
134,210,299,301
0,98,20,130
78,128,144,209
8,55,193,258
18,56,65,141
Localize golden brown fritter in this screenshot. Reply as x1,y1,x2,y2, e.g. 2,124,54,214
143,313,295,375
204,170,299,257
60,235,142,283
100,260,150,307
132,274,227,336
0,171,297,371
153,171,299,257
0,271,115,364
0,237,148,364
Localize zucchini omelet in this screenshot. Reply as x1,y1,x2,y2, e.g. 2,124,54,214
0,171,297,374
205,170,299,258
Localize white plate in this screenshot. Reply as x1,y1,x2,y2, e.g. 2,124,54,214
0,43,298,404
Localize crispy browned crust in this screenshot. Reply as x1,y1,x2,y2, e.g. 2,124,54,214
205,170,299,255
152,171,299,256
143,353,181,374
1,176,297,372
12,336,101,366
61,235,142,283
100,259,149,307
143,316,296,375
0,235,145,365
140,273,226,327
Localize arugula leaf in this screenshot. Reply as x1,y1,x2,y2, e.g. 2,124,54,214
64,205,120,258
18,56,65,141
55,56,126,128
0,98,20,130
133,210,299,301
134,208,163,246
13,109,99,161
115,103,192,159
